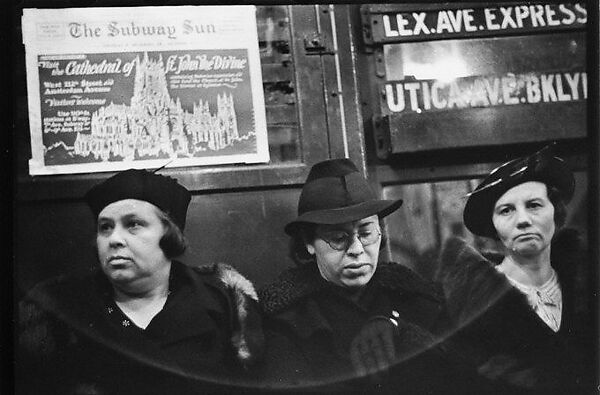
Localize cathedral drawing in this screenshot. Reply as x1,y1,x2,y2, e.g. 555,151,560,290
73,52,243,161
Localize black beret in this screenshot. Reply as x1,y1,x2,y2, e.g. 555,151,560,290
463,145,575,238
85,169,191,230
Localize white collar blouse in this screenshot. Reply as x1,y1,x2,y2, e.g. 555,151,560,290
495,265,563,332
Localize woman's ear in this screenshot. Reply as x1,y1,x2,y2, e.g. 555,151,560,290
306,243,315,255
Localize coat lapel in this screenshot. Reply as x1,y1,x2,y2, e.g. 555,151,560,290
145,262,226,346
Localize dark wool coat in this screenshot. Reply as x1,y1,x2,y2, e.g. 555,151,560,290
257,262,480,393
18,262,264,395
437,234,595,394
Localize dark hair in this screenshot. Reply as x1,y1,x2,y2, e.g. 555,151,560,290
154,208,187,259
288,218,388,267
547,185,568,230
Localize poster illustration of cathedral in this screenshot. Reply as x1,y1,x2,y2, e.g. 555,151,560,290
22,6,268,175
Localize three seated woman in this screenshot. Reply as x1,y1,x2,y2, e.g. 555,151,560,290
18,146,594,393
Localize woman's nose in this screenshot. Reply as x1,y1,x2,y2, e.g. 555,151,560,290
515,207,532,228
346,234,365,255
108,226,126,247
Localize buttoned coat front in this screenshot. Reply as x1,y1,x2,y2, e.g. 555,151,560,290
257,262,470,392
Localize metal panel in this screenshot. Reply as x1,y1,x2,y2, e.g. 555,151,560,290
265,105,298,124
363,2,587,44
318,5,347,159
261,63,295,83
257,5,291,42
184,189,299,288
384,102,586,154
289,5,330,165
334,5,369,172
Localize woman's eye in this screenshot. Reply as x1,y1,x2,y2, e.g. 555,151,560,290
327,233,347,243
498,207,512,215
127,220,142,229
98,223,112,233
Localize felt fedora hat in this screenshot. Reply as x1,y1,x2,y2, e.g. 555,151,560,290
284,158,403,235
463,144,575,238
85,169,192,231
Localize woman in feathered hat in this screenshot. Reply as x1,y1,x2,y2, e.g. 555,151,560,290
437,145,594,393
18,169,263,394
258,158,470,392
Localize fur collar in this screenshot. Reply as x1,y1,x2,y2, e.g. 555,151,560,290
259,262,441,316
22,262,264,369
193,263,263,367
437,237,517,326
436,230,582,327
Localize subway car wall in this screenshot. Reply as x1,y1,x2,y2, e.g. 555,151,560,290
12,1,597,317
13,3,369,296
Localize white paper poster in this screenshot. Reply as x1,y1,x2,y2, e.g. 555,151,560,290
22,6,269,175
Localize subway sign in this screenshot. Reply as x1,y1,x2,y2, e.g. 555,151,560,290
367,3,586,43
382,71,587,114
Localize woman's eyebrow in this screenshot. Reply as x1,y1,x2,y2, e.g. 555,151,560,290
121,213,144,222
358,220,375,227
323,226,349,232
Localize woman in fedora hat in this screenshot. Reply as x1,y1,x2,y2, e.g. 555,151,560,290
437,145,594,393
257,159,467,391
18,169,263,394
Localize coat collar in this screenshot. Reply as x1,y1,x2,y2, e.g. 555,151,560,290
259,262,441,317
437,236,580,335
28,262,226,346
143,261,226,344
27,261,263,369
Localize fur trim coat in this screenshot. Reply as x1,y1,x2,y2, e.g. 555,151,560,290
437,234,594,394
18,261,264,395
257,262,477,392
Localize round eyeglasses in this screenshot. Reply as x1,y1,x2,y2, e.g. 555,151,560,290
317,228,381,251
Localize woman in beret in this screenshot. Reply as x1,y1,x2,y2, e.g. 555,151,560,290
18,169,263,394
258,158,469,392
437,145,594,393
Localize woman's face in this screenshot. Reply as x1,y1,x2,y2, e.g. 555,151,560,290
306,215,381,289
96,199,170,290
492,181,556,258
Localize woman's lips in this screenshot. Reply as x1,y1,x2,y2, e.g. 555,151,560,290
108,256,132,265
344,263,370,270
514,233,540,241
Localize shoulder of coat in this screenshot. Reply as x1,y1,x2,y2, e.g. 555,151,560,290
193,263,258,301
258,266,324,316
374,262,442,301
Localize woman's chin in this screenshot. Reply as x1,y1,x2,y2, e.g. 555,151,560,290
104,269,136,284
513,245,544,258
340,274,373,289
